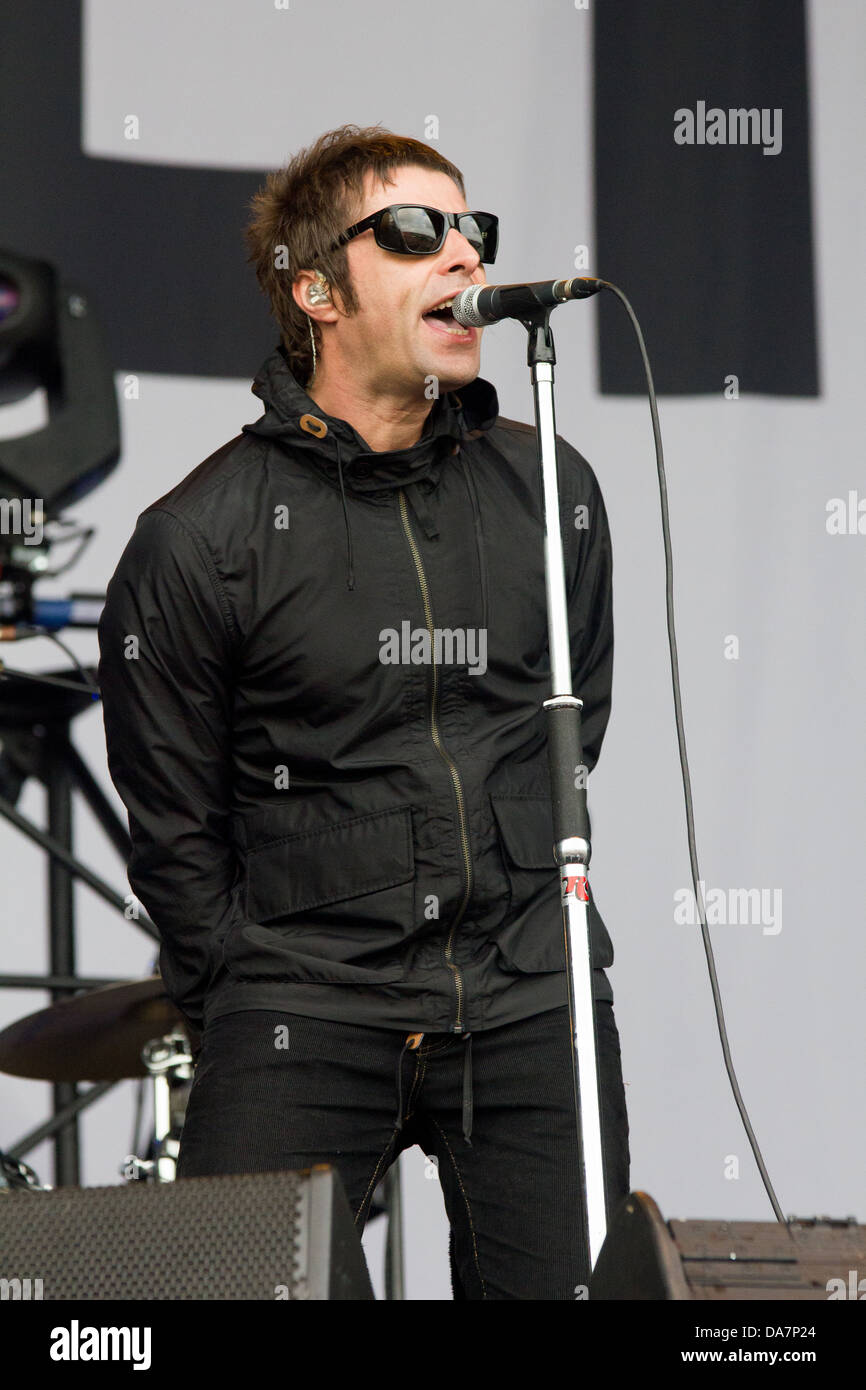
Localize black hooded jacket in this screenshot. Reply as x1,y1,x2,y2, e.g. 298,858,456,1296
98,346,616,1072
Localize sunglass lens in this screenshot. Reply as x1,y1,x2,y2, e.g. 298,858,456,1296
391,206,443,253
377,209,408,252
457,214,487,259
469,214,498,264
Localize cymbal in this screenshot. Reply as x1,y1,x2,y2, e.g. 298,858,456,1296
0,978,195,1082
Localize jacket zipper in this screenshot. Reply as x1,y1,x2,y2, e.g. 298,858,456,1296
398,489,472,1033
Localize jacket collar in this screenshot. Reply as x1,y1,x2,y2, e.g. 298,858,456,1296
242,344,499,494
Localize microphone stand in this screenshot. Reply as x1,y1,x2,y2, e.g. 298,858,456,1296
523,309,607,1270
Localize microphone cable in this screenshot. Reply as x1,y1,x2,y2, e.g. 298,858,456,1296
595,278,786,1224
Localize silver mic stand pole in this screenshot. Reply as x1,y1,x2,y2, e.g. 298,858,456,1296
524,310,607,1270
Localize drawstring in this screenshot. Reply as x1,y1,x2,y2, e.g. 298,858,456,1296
334,436,355,591
393,1031,474,1147
462,1032,474,1146
459,453,489,633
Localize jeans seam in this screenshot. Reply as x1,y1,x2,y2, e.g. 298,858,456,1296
353,1126,399,1228
429,1116,487,1299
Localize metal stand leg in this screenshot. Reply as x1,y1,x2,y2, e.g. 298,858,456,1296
45,728,79,1186
383,1163,404,1300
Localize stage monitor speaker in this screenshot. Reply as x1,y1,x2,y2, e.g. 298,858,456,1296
0,1165,374,1300
590,1191,866,1300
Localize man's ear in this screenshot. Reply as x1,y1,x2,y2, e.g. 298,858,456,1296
293,269,340,321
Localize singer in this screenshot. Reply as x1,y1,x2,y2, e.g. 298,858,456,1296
97,124,629,1300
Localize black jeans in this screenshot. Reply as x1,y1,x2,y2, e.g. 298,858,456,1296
176,1002,630,1299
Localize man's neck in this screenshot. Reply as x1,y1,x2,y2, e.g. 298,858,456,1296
305,369,434,454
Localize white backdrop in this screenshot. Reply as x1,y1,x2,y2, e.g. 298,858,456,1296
1,0,863,1300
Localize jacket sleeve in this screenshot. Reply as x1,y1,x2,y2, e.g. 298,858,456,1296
562,448,616,980
97,506,241,1035
563,449,615,775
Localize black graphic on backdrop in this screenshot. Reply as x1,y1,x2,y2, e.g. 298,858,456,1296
1,4,274,377
2,3,818,393
594,0,819,395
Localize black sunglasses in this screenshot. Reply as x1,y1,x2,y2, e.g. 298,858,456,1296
332,205,499,264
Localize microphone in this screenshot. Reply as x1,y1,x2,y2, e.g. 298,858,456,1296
451,277,602,327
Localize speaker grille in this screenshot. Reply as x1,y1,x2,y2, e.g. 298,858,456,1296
0,1168,372,1300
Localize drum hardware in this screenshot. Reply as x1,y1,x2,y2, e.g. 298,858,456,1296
0,1150,50,1193
0,662,161,1185
122,1031,193,1184
0,978,193,1187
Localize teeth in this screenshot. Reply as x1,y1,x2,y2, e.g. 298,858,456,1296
424,295,471,334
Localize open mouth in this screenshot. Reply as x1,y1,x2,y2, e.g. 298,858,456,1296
422,296,475,339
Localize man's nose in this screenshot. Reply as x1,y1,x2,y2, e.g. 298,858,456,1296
439,227,482,274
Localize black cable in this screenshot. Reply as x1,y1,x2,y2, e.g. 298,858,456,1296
26,627,100,696
597,279,786,1225
36,520,96,579
0,662,99,696
0,627,100,697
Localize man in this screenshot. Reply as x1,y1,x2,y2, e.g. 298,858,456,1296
98,125,629,1300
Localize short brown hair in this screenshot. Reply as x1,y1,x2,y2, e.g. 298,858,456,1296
244,125,466,384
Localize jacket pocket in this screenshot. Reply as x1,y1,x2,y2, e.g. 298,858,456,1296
490,793,610,974
223,804,414,984
245,804,413,923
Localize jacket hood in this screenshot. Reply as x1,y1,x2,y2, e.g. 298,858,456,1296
242,344,499,596
243,344,499,494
